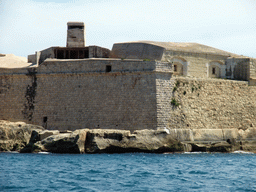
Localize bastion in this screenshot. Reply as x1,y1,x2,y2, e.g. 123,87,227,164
0,22,255,133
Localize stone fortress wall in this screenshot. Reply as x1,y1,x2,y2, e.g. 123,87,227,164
168,77,256,130
0,59,255,132
1,22,255,133
0,59,173,131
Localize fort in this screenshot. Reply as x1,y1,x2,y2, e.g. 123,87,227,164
0,22,255,133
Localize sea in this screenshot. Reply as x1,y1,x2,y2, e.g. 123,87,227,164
1,152,256,192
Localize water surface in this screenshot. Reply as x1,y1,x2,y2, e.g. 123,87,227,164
1,152,256,191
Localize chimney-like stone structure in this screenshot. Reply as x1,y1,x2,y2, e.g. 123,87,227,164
66,22,85,47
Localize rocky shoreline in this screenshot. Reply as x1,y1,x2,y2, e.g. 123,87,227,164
1,120,256,154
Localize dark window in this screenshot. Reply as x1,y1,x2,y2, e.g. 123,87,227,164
68,26,84,30
106,65,112,72
212,67,216,74
174,65,177,72
65,50,69,59
43,116,48,123
79,50,84,59
57,50,64,59
70,50,78,59
55,49,89,59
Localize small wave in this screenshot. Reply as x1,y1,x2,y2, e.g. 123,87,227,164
5,151,19,153
38,152,51,154
183,152,209,154
233,151,254,154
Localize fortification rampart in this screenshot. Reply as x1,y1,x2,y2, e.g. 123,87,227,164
0,59,171,131
168,77,256,130
1,58,255,132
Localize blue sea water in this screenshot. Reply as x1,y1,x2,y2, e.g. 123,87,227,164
1,152,256,192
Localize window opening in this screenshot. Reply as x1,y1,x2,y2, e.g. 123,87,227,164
106,65,112,72
43,116,48,129
43,116,48,123
68,26,83,30
212,67,216,75
174,65,177,72
57,50,64,59
70,50,78,59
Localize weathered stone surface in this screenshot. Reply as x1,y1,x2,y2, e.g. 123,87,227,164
168,129,194,141
33,129,89,153
84,129,186,153
0,121,44,152
238,128,256,140
39,130,60,141
3,120,256,154
168,77,256,131
223,129,239,140
240,141,256,152
192,129,224,141
189,141,240,153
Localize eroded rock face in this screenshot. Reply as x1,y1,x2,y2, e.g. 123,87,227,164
0,120,44,152
84,129,187,153
21,128,187,153
4,121,256,154
22,129,88,153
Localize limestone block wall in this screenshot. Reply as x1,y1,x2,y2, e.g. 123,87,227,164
162,51,227,78
231,58,250,81
250,58,256,78
0,70,35,122
0,59,172,131
32,72,157,131
156,73,174,129
249,58,256,85
39,47,55,64
168,77,256,130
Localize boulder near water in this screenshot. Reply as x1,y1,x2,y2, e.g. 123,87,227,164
21,128,188,153
0,120,44,152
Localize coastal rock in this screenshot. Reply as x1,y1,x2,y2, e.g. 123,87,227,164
189,140,240,152
192,129,224,141
84,129,187,153
32,129,88,153
14,123,256,154
0,120,44,152
39,130,60,140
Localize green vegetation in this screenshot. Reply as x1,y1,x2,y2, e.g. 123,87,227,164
171,98,180,107
143,58,151,61
175,80,180,87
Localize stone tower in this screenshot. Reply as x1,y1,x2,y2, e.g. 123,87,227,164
66,22,85,47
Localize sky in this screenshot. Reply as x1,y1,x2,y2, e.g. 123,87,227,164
0,0,256,58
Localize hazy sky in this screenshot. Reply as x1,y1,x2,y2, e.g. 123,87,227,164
0,0,256,58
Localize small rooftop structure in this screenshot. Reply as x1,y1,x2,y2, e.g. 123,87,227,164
67,22,86,47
